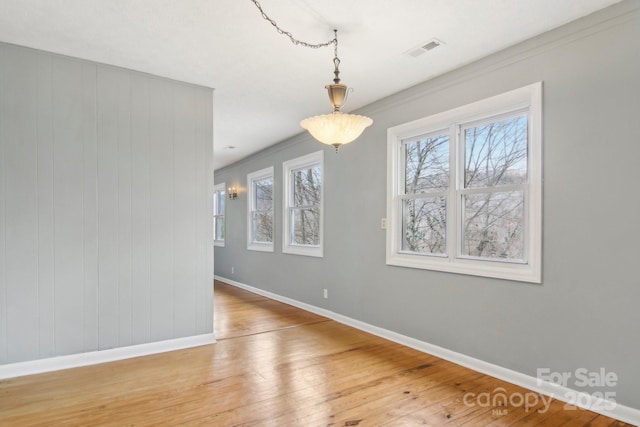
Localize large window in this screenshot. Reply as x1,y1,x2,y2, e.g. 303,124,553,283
213,183,226,247
387,83,542,282
282,151,324,257
247,167,274,252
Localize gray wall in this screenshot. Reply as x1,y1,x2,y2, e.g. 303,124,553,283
0,43,214,364
214,1,640,408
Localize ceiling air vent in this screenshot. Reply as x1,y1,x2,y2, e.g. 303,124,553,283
406,38,444,57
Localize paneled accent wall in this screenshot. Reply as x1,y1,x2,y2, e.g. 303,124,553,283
0,43,214,364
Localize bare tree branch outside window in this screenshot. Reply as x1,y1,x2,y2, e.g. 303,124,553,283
401,114,528,261
213,189,225,241
252,178,273,243
291,165,321,245
402,134,448,254
389,83,541,281
462,115,527,260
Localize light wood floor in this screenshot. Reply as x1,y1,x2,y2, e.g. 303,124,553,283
0,280,630,426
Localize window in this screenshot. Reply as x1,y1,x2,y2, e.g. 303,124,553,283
387,83,542,283
247,167,274,252
213,183,226,247
282,151,324,257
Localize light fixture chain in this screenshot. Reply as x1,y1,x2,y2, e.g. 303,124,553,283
332,29,341,84
251,0,372,151
250,0,337,50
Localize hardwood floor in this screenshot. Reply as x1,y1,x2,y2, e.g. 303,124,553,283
214,281,327,339
0,280,630,426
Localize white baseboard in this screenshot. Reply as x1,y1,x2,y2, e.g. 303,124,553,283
0,333,216,380
216,275,640,426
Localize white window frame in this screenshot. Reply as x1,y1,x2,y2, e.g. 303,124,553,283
247,166,275,252
213,182,226,247
386,82,542,283
282,151,324,257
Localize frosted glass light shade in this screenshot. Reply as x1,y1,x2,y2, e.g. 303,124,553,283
300,112,373,150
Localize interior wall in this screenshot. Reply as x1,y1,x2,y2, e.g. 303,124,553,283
214,1,640,408
0,43,214,364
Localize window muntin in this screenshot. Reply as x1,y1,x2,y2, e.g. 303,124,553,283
282,151,324,257
387,83,542,283
247,167,274,251
213,183,226,247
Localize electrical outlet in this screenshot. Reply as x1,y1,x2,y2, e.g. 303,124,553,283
381,218,388,229
323,288,328,299
231,266,235,274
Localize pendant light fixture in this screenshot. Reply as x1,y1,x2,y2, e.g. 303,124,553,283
251,1,373,152
300,30,373,152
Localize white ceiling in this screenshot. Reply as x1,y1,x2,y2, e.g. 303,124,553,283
0,0,622,169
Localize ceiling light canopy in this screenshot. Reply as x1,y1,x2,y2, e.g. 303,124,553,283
251,1,372,152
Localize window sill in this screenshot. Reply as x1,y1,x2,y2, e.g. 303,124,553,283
386,252,540,283
248,242,274,252
283,244,323,258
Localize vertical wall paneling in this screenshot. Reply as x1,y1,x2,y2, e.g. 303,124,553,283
130,74,151,345
204,92,214,333
52,57,87,355
0,44,7,364
194,90,208,334
5,47,40,362
194,88,204,335
36,53,55,358
0,43,214,364
173,86,197,338
148,78,175,342
82,62,98,352
116,69,133,347
4,47,40,362
96,66,120,350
